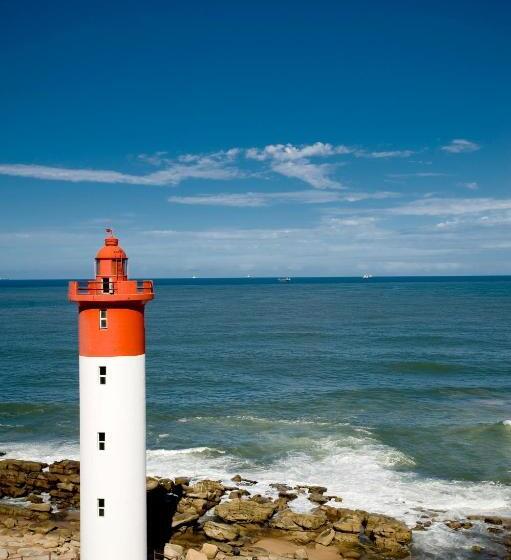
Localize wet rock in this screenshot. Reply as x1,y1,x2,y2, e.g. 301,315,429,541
231,475,257,486
175,477,192,486
365,513,412,544
471,545,483,553
204,521,240,542
216,500,276,524
308,493,328,505
484,516,503,525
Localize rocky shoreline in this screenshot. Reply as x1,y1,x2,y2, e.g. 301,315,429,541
1,459,510,559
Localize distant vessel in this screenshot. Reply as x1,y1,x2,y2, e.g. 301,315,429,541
363,274,373,279
278,277,291,283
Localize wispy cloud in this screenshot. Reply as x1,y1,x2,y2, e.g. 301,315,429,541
0,159,241,186
390,197,511,216
355,150,415,159
168,190,398,207
245,142,352,161
0,141,418,191
441,139,480,154
387,172,449,178
458,181,479,190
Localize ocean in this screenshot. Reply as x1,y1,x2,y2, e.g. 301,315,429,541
1,276,510,558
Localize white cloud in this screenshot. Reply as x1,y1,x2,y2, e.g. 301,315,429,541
270,161,343,189
0,157,241,186
168,190,398,207
355,150,415,159
387,172,449,178
458,181,479,190
245,142,352,161
390,197,511,216
441,139,480,154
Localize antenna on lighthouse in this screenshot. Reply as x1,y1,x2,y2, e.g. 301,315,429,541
105,227,114,237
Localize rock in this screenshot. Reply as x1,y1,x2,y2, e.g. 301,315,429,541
231,475,257,485
28,503,51,513
308,493,328,505
216,499,276,524
484,516,503,525
172,512,200,529
334,532,360,547
305,486,327,495
2,518,16,529
146,477,160,492
164,543,185,559
201,543,219,559
294,548,308,559
333,512,364,533
0,549,7,560
216,543,234,554
203,521,240,542
270,510,327,531
315,528,335,546
175,477,191,486
31,521,57,534
365,513,412,544
445,520,463,530
472,545,483,553
186,550,208,560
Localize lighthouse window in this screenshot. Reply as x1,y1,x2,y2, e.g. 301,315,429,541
99,309,108,329
98,432,106,451
102,277,111,294
99,366,107,385
98,498,105,517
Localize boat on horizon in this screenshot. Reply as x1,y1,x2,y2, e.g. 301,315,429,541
278,276,291,283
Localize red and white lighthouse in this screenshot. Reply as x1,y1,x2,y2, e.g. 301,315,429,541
69,230,154,560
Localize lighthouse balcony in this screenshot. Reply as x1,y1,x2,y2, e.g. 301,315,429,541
68,279,154,303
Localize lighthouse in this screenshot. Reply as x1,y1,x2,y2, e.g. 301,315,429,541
69,230,154,560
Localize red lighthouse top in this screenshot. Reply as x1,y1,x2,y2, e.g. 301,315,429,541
68,230,154,304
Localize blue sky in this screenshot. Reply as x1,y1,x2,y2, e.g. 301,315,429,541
1,1,510,278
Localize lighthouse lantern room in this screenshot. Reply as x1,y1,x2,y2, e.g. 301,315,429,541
69,230,154,560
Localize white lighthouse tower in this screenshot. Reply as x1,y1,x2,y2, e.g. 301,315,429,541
69,230,154,560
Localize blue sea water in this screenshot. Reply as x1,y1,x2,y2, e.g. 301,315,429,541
1,276,510,558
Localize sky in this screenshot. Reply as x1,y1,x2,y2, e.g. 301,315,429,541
0,1,510,278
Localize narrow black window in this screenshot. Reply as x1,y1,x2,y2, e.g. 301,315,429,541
102,277,110,294
98,432,106,451
98,498,105,517
99,309,108,329
99,366,106,385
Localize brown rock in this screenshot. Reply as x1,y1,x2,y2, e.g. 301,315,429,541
333,512,364,533
201,543,219,559
172,513,200,529
365,513,412,544
315,528,335,547
186,549,208,560
216,499,276,524
270,510,327,532
28,503,51,513
203,521,240,542
308,493,328,505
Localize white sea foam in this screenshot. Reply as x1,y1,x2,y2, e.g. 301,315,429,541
2,434,510,558
502,419,511,427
